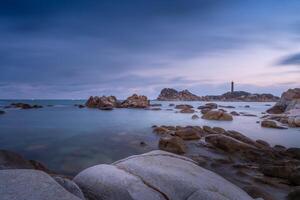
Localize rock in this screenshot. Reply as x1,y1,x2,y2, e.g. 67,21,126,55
219,105,235,108
225,130,256,146
150,103,162,107
230,111,240,116
201,108,211,114
10,103,43,109
175,127,200,140
261,120,287,129
288,186,300,200
197,102,218,110
243,186,274,200
99,106,114,110
179,108,195,113
245,105,250,108
260,165,294,179
73,150,254,200
157,88,202,101
158,136,186,154
54,176,85,199
0,150,49,172
121,94,150,108
273,145,286,151
146,107,161,111
203,126,219,134
191,114,199,119
0,110,5,114
169,103,175,106
175,104,193,109
286,148,300,160
205,134,256,153
256,139,270,148
78,105,85,108
152,126,170,134
202,110,233,121
86,96,117,108
289,168,300,186
267,88,300,114
204,91,279,102
0,169,80,200
288,116,300,127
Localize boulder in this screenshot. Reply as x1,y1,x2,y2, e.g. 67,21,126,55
179,108,195,113
73,150,254,200
152,126,170,135
85,96,117,108
205,134,256,153
54,176,85,199
157,88,202,101
175,127,200,140
260,165,294,179
261,120,287,129
197,102,218,110
175,104,193,109
10,103,43,109
230,111,240,116
191,114,199,119
202,110,233,121
0,169,80,200
121,94,149,108
158,136,186,154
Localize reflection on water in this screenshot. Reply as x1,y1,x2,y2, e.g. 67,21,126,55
0,100,299,175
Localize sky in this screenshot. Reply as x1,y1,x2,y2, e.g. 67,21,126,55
0,0,300,99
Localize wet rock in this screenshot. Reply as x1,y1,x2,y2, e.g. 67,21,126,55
158,136,186,154
203,126,219,134
230,111,240,116
243,186,274,200
10,103,43,109
205,134,256,153
54,176,85,199
260,165,294,179
191,114,199,119
175,104,193,109
0,110,5,114
0,170,80,200
152,126,170,134
86,95,117,108
74,150,254,200
157,88,202,101
261,120,287,129
179,108,195,113
201,108,211,114
77,105,85,108
150,103,162,107
99,106,114,110
219,105,235,108
202,110,233,121
286,148,300,160
212,127,227,134
175,127,200,140
288,186,300,200
197,102,218,110
121,94,150,108
256,139,270,148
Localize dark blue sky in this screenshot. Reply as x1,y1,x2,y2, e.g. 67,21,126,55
0,0,300,99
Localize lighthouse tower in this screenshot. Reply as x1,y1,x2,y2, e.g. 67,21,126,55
231,81,234,93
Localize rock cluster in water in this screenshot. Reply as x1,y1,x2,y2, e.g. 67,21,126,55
157,88,280,102
86,94,149,109
157,88,202,101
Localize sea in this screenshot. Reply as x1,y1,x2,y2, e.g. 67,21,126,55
0,99,299,175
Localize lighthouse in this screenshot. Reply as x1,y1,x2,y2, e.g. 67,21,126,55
231,81,234,93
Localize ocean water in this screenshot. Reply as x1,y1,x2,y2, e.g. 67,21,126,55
0,99,299,175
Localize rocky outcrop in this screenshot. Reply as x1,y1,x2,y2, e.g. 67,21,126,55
202,110,233,121
204,91,279,102
0,169,81,200
267,88,300,114
10,103,43,109
159,136,186,154
157,88,202,101
120,94,150,108
73,150,254,200
86,96,117,109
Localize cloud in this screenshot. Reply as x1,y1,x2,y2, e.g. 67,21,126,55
277,53,300,66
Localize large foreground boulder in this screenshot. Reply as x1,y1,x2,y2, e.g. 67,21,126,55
74,150,254,200
0,169,81,200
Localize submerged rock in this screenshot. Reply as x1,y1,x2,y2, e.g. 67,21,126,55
0,169,81,200
202,110,233,121
73,150,254,200
10,103,43,109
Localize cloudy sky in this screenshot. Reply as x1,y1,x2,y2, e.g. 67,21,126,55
0,0,300,99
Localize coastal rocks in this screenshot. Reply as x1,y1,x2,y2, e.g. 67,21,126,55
174,127,201,140
120,94,149,108
267,88,300,114
261,120,287,129
157,88,202,101
205,134,256,153
10,103,43,109
158,136,186,154
73,150,254,200
202,110,233,121
86,95,117,109
205,91,279,102
0,169,81,200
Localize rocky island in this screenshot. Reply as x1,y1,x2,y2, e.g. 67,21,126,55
157,88,202,101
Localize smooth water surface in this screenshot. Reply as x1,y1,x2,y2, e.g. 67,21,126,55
0,100,299,175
